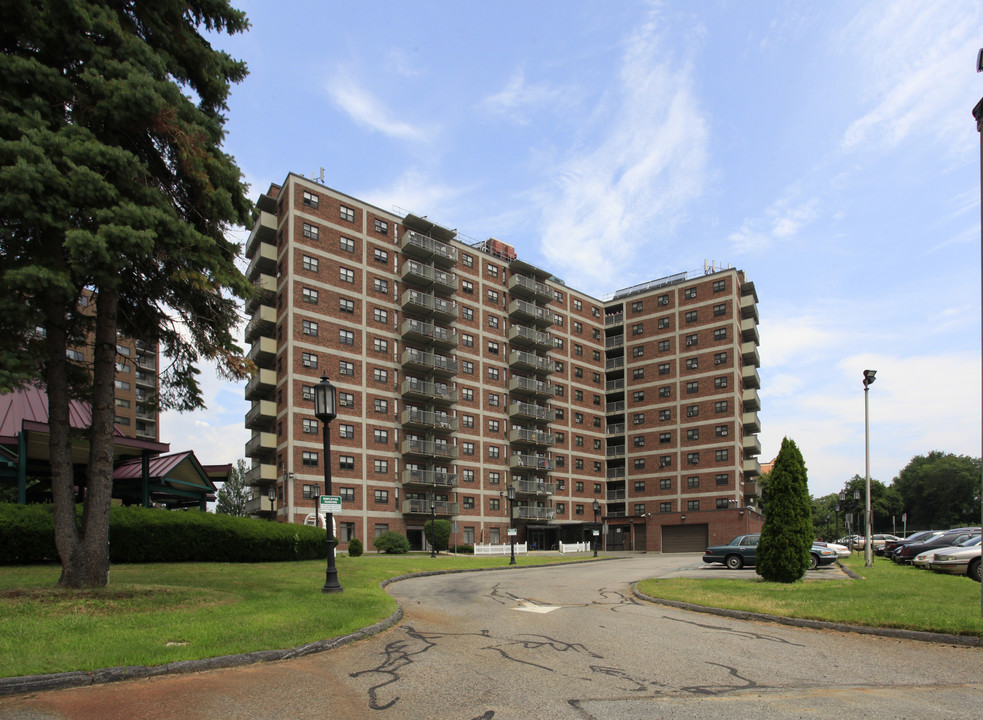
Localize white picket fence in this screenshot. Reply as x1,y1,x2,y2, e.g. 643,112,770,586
474,542,528,556
558,541,589,554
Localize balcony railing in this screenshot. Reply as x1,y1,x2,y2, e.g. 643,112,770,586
400,348,457,375
401,319,457,347
400,408,458,432
508,299,553,327
508,376,552,396
400,377,458,403
402,499,459,515
606,423,625,435
604,312,624,326
508,350,552,374
514,479,556,495
508,428,556,446
605,335,625,349
401,469,459,488
401,438,459,459
606,445,626,457
605,401,625,414
508,325,552,349
508,402,556,423
401,229,458,265
605,356,625,370
509,454,555,471
508,274,552,301
513,506,556,520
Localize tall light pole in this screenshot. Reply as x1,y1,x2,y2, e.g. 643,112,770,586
863,369,876,567
314,375,342,593
973,48,983,618
507,485,516,565
592,500,601,557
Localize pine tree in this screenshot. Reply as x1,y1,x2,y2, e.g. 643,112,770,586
216,459,250,517
0,1,252,588
756,437,813,582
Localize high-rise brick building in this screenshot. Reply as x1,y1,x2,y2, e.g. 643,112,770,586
242,173,762,552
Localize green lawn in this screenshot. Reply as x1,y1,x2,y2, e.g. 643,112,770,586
0,554,575,678
635,556,983,636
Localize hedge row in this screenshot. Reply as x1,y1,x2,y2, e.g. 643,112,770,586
0,504,328,565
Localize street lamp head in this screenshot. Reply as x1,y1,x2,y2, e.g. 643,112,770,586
838,490,845,501
507,485,516,501
854,489,860,500
863,369,877,388
313,375,337,423
977,48,983,72
592,499,601,513
268,485,276,502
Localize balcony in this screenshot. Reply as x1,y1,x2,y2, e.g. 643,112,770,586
509,454,554,471
740,292,759,322
244,367,276,401
743,434,762,457
245,399,277,430
401,318,458,349
508,376,552,398
606,422,625,435
742,341,760,368
607,489,627,501
606,467,626,479
400,408,458,432
400,289,457,321
245,462,277,486
245,304,276,343
401,469,459,488
742,410,760,434
508,428,556,447
605,400,625,414
742,365,760,390
400,348,457,376
247,335,277,367
606,445,626,457
743,457,761,478
508,325,552,350
605,356,625,370
514,506,556,520
400,259,457,294
244,495,274,516
508,274,553,302
134,370,155,388
401,229,458,266
508,299,553,327
508,402,555,423
508,350,552,375
514,479,556,495
245,274,277,313
245,431,276,460
743,388,760,412
402,499,459,515
604,312,624,326
401,438,459,459
400,377,458,404
605,335,624,349
605,378,625,392
741,317,760,345
244,210,276,258
245,240,276,281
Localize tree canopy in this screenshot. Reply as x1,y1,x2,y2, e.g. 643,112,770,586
0,1,253,588
757,437,812,583
216,459,250,517
892,452,981,529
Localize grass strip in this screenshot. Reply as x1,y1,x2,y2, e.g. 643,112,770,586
0,554,582,678
635,556,983,636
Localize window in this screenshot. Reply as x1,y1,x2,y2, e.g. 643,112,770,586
715,424,729,437
684,287,697,299
490,499,500,511
462,280,473,294
634,503,646,516
660,455,672,467
714,352,728,365
660,477,672,490
716,499,730,509
713,303,727,317
372,277,390,293
339,205,354,222
573,299,583,310
632,391,645,402
373,368,388,383
339,297,353,313
303,190,318,208
302,484,319,499
554,384,565,397
374,248,389,263
302,385,315,401
716,449,729,461
302,451,318,467
658,433,670,444
686,381,699,394
461,360,473,374
554,290,564,302
575,389,584,402
373,460,388,474
485,315,500,330
687,453,700,465
115,398,130,408
594,483,602,495
592,372,601,383
340,487,355,502
713,279,726,292
575,412,584,424
658,409,670,421
633,345,645,358
302,418,318,435
687,428,700,441
488,341,499,355
716,473,729,485
659,386,671,398
302,223,318,240
715,400,729,413
302,352,318,368
374,489,389,503
339,455,355,469
340,236,355,253
658,294,669,306
632,323,643,335
462,253,473,267
373,308,388,323
685,333,698,347
372,338,388,353
687,405,699,417
374,429,388,444
593,394,601,406
686,358,698,370
575,367,584,378
339,330,354,346
687,500,700,511
339,423,354,439
714,328,727,341
487,419,500,433
593,417,601,428
487,367,499,381
660,502,672,513
573,321,583,333
461,333,474,348
685,310,698,323
374,219,388,234
462,307,474,321
487,290,499,304
556,503,566,515
462,442,475,456
302,319,318,337
555,360,564,372
658,317,670,329
489,472,501,484
658,363,670,375
302,255,318,272
339,392,354,408
632,301,643,312
302,287,318,304
634,412,646,424
339,267,354,283
714,376,728,389
488,393,499,407
636,435,648,447
487,264,498,278
373,398,387,413
658,340,671,352
462,469,475,483
574,344,583,356
488,446,500,459
634,458,646,469
461,388,474,401
339,360,354,376
463,496,475,510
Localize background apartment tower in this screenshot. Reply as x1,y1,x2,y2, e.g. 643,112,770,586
242,173,761,552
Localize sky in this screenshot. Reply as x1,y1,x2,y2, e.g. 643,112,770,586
161,0,983,500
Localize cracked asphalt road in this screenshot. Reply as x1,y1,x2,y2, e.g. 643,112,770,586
2,554,981,719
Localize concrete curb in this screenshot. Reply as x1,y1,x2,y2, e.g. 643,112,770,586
0,556,610,698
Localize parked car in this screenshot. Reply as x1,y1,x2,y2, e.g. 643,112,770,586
929,536,982,582
885,531,944,560
893,530,980,565
815,541,851,558
703,534,839,570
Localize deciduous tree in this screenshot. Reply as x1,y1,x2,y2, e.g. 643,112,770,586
216,459,250,517
892,452,981,529
0,1,252,588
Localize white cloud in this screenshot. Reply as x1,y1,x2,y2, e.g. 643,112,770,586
729,196,820,253
360,169,473,225
326,72,431,142
535,10,709,292
160,371,250,467
480,67,565,125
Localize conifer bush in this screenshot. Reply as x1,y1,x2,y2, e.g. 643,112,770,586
756,437,813,583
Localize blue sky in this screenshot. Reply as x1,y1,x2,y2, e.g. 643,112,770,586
162,0,983,500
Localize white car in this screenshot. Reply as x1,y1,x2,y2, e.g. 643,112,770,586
912,548,937,568
817,541,851,558
929,535,982,581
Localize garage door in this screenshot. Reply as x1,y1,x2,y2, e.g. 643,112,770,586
662,524,708,553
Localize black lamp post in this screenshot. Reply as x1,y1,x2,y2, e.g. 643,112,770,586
310,482,320,529
507,485,516,565
592,499,601,557
863,369,877,567
268,485,276,522
430,496,437,558
314,375,342,593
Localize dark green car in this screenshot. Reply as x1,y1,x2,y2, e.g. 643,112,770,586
703,533,838,570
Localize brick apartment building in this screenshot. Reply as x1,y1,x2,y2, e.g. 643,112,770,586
242,172,762,552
